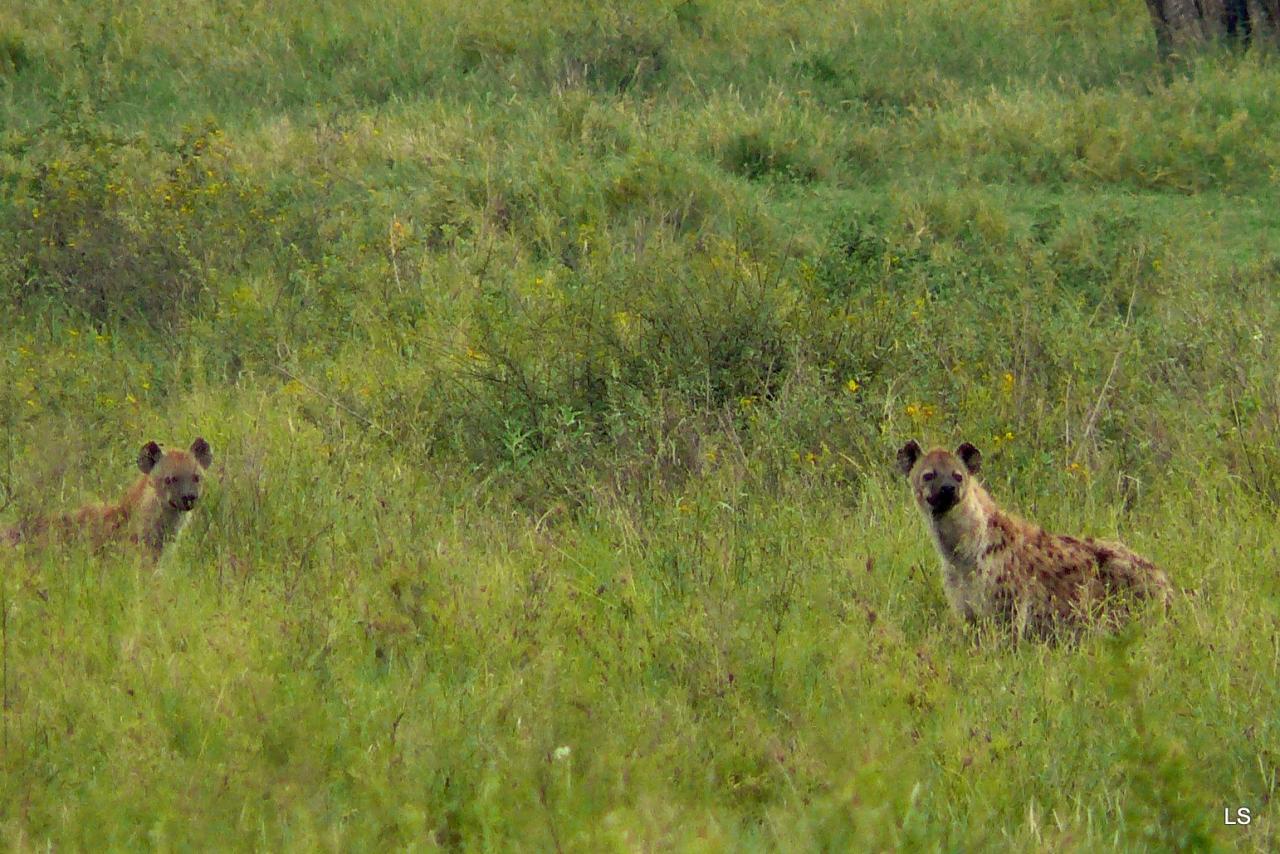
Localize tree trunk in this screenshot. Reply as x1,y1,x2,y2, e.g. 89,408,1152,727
1145,0,1280,56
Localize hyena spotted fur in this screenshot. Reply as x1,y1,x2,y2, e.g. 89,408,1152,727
897,440,1171,637
2,438,212,560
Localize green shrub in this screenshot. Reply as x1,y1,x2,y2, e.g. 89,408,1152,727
0,28,32,75
2,107,247,326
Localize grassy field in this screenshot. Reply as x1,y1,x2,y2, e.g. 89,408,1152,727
2,0,1279,849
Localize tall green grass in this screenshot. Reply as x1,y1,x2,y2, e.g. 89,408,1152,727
1,0,1278,848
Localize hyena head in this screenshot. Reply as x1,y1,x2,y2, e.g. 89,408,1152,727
896,440,982,517
138,438,213,512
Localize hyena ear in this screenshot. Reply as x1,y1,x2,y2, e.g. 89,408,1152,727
896,440,923,477
956,442,982,474
138,441,164,474
190,437,213,469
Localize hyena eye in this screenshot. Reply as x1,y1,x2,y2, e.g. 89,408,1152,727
192,474,200,483
922,471,936,482
953,472,964,482
165,476,176,485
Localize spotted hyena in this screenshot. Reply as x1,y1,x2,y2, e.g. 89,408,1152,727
2,438,213,560
896,440,1170,637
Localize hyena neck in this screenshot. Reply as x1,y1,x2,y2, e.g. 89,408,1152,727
129,478,184,552
928,482,997,573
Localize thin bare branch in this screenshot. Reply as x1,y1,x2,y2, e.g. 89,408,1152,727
274,364,393,438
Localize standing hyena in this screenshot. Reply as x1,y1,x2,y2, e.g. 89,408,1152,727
2,438,213,560
896,440,1170,637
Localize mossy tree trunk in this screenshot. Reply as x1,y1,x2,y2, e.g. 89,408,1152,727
1144,0,1280,56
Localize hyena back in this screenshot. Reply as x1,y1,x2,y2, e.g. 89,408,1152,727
896,440,1170,637
2,438,213,560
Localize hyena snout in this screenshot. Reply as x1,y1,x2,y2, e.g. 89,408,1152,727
927,481,959,513
176,493,199,511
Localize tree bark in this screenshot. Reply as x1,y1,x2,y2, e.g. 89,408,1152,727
1145,0,1280,56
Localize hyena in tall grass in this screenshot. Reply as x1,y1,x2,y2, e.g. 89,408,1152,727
2,438,213,560
897,440,1171,638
